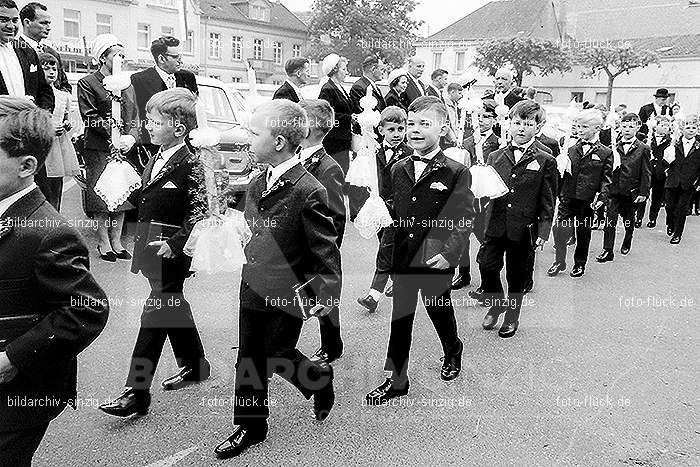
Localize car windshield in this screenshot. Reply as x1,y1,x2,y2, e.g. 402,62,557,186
199,85,236,122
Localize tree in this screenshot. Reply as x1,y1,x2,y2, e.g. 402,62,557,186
473,37,572,87
306,0,423,75
577,44,659,109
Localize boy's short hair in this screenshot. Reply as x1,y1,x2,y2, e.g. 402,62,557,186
446,83,462,93
285,58,309,76
620,113,640,123
0,97,53,168
509,100,544,124
655,115,671,124
408,96,448,124
150,36,180,61
257,100,308,149
146,88,198,132
38,52,57,66
299,99,334,137
577,108,603,126
431,69,448,81
680,114,698,125
380,106,407,126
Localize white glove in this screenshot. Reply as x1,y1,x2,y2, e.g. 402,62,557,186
119,134,136,153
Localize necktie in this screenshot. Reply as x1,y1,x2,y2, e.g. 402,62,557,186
411,155,431,164
167,74,176,89
37,43,45,53
266,169,272,189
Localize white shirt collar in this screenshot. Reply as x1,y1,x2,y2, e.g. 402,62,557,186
481,129,494,140
299,144,324,162
0,183,37,218
683,137,695,147
154,65,175,87
413,146,441,161
267,156,300,188
19,34,40,50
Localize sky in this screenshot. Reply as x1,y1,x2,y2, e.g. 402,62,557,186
280,0,492,37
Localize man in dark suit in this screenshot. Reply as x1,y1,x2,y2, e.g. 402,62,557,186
638,88,673,135
349,55,386,113
0,98,107,466
641,116,672,228
299,99,346,363
663,115,700,244
425,68,448,103
493,68,523,109
403,57,426,106
99,89,210,418
596,113,651,262
366,97,474,404
19,2,70,92
272,57,309,103
214,100,341,459
130,35,198,157
549,109,613,278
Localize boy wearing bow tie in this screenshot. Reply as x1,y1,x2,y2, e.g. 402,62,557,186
596,113,651,262
100,89,209,418
477,100,558,338
365,96,474,404
358,106,412,312
641,116,672,228
549,109,613,278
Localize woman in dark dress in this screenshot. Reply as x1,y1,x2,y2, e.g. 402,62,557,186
77,34,138,261
385,69,409,112
318,53,353,174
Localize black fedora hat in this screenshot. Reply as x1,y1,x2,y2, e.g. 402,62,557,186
654,88,670,98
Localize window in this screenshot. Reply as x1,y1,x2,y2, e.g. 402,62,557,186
64,9,80,38
455,52,465,72
209,33,221,59
137,24,151,50
232,77,242,83
184,30,194,55
433,52,442,70
232,36,242,61
253,39,263,60
541,92,553,104
273,41,282,65
272,80,282,86
594,92,607,104
250,4,269,21
96,14,111,35
209,75,221,80
571,91,584,103
199,84,235,121
161,26,174,37
292,44,301,58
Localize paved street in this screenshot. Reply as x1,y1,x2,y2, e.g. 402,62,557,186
35,182,699,466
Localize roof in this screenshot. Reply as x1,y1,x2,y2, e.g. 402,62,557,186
200,0,308,32
427,0,562,42
623,34,700,58
292,10,312,26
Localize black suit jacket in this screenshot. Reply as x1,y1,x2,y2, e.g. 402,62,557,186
537,134,561,157
384,89,408,112
560,140,614,204
485,144,558,242
319,79,353,147
386,151,474,271
638,103,672,135
610,139,652,198
16,36,71,93
649,134,672,180
664,137,700,190
130,145,208,277
0,188,107,430
131,67,198,145
463,132,500,166
0,40,54,111
377,142,413,201
404,75,425,106
349,76,385,114
425,84,444,102
498,89,523,109
241,163,341,315
272,81,300,103
303,147,347,247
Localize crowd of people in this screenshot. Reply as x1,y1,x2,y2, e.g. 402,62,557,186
1,0,699,464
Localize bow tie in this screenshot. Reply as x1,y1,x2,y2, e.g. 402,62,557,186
384,147,394,157
509,145,526,153
411,155,432,164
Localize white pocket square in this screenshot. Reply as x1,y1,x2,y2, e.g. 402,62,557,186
592,154,601,161
430,181,448,191
526,160,540,171
29,64,37,73
162,181,178,189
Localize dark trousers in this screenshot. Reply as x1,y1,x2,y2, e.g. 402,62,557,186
458,198,488,276
477,233,531,322
384,272,461,384
317,305,343,356
35,166,63,211
233,283,330,427
603,194,635,250
553,198,595,266
125,273,206,390
665,187,694,237
641,176,666,222
370,226,394,292
0,422,50,467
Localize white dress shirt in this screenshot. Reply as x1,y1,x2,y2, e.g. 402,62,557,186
298,144,324,163
0,41,26,97
682,137,695,157
511,138,536,164
266,156,300,190
155,65,176,89
0,183,37,218
382,142,400,164
412,146,441,180
151,143,185,181
18,33,42,52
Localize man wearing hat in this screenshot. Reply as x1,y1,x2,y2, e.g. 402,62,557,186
639,89,673,135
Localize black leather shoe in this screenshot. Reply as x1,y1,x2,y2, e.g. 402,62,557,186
114,249,132,260
570,265,585,277
310,347,341,364
161,359,211,391
547,262,566,276
523,279,534,294
667,226,674,236
596,250,614,262
634,220,642,228
97,245,117,262
440,340,462,381
98,388,150,417
214,424,268,459
482,307,503,330
670,236,681,244
451,273,471,290
647,220,656,228
358,294,378,313
312,365,335,421
620,245,631,255
468,287,486,305
384,283,393,297
498,320,519,338
365,378,409,405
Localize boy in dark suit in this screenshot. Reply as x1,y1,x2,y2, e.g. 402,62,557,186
99,89,210,418
365,96,474,404
0,98,107,466
358,106,412,312
477,100,558,338
214,100,341,459
664,114,700,244
299,99,346,363
596,113,651,262
272,57,309,103
640,116,672,228
549,109,613,278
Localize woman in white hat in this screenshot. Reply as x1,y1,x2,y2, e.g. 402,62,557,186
385,69,409,112
318,53,353,174
77,34,139,262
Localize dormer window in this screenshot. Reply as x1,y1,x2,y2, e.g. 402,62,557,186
250,3,270,21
